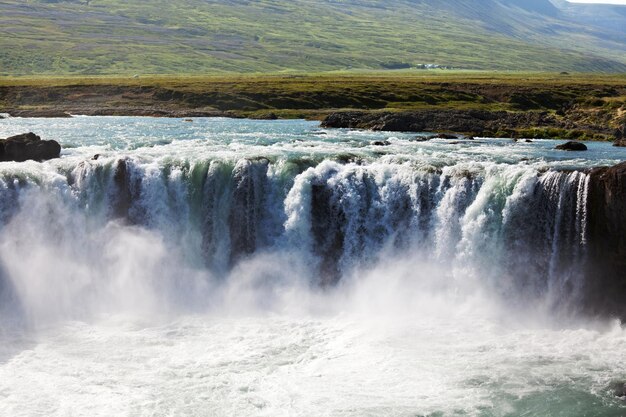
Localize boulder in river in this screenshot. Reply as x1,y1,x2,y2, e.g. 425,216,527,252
0,132,61,162
555,141,587,151
609,381,626,398
436,133,459,139
412,134,437,142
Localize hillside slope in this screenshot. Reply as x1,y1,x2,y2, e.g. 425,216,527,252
1,0,625,75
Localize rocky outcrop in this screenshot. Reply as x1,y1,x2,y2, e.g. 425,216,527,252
555,141,587,151
311,181,345,287
112,158,133,219
321,110,621,140
321,110,558,136
614,124,626,146
0,133,61,162
436,133,459,139
8,110,71,118
585,162,626,318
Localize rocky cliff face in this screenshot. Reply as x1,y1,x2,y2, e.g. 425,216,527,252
585,162,626,318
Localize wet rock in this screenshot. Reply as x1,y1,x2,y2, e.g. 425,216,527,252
334,154,362,164
112,158,133,220
228,158,269,265
0,132,61,162
311,181,345,286
412,135,436,142
525,139,533,143
372,140,391,146
92,154,101,160
609,381,626,398
555,141,587,151
585,162,626,318
615,139,626,147
436,133,458,139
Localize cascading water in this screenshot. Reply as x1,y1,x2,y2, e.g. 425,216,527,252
0,154,594,322
0,116,625,417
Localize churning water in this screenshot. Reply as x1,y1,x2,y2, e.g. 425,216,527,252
0,116,625,416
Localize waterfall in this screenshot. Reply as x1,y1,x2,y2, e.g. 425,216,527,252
0,155,594,324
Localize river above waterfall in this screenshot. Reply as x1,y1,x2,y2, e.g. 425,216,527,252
0,116,625,417
1,116,625,169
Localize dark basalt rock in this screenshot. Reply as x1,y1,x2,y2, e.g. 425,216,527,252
615,124,625,142
609,381,626,399
372,140,391,146
8,109,71,118
334,154,362,164
311,181,345,287
555,141,587,151
614,124,626,147
0,132,61,162
585,162,626,318
249,112,279,120
412,135,436,142
321,110,558,137
436,133,458,139
112,158,134,220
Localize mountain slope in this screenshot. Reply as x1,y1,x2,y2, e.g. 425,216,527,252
0,0,625,75
552,0,626,35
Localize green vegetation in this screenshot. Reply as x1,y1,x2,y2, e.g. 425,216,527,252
1,0,625,75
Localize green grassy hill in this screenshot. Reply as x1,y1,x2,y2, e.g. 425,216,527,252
1,0,625,75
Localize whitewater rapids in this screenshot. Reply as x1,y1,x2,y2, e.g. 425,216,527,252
0,116,625,416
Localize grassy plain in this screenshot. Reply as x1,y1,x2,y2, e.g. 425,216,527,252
1,72,625,139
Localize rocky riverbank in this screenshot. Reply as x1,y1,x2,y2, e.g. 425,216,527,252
321,110,623,141
1,74,625,141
